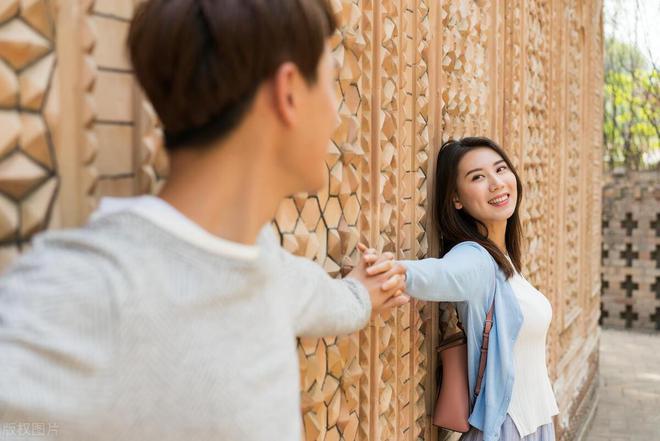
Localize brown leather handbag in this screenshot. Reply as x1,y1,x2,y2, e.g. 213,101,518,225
432,298,495,433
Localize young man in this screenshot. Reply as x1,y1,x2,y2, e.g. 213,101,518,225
0,1,408,440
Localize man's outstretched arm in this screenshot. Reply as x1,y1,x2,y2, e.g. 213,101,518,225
275,241,408,338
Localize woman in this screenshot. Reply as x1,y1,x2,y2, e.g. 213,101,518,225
369,137,559,440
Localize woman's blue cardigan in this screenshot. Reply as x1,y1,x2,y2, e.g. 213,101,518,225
401,241,524,441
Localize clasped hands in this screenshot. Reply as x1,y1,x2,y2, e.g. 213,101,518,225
346,243,410,316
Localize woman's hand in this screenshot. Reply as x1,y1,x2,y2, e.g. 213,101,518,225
351,243,409,315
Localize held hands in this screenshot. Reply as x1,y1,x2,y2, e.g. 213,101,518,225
346,243,410,317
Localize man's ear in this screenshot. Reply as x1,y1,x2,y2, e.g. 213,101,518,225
272,62,301,127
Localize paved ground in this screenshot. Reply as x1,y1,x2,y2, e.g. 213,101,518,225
584,328,660,441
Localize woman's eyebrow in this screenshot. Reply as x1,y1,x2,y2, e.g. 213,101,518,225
465,167,482,177
465,160,506,177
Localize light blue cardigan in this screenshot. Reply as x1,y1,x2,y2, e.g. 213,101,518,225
401,241,524,441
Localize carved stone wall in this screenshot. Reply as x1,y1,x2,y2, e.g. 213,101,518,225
601,170,660,331
0,1,604,440
0,0,59,268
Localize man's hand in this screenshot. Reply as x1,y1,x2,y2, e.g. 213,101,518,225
346,243,409,316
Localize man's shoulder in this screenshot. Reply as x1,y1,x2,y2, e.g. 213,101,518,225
3,232,115,290
1,216,151,299
256,224,293,263
35,218,138,265
257,223,282,250
0,231,124,334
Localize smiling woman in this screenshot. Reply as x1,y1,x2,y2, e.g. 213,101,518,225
398,137,559,441
433,137,524,279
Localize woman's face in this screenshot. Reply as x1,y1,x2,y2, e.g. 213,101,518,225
453,147,518,227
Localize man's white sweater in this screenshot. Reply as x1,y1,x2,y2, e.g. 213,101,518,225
0,197,371,441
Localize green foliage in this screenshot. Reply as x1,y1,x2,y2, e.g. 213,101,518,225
603,38,659,170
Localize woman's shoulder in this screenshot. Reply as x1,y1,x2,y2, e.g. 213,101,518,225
447,241,494,262
447,241,499,280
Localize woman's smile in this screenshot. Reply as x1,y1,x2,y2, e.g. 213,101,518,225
488,193,510,207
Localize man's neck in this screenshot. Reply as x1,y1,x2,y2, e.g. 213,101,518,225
158,141,286,246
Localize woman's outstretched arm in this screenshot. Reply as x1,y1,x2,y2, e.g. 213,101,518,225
396,241,495,302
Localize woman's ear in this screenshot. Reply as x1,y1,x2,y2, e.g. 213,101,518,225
453,194,463,210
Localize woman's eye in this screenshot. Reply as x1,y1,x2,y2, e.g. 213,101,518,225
497,166,508,173
472,174,484,181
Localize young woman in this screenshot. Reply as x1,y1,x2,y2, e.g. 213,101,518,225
370,137,559,440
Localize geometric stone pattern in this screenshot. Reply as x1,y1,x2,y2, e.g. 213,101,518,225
561,0,583,336
518,0,550,290
439,0,492,142
433,2,497,439
412,2,431,438
0,0,58,268
292,2,368,439
88,0,139,201
136,100,168,195
601,170,660,332
545,2,604,439
289,0,434,437
375,2,400,441
0,1,605,440
359,2,376,440
81,0,99,215
88,0,165,198
549,3,601,439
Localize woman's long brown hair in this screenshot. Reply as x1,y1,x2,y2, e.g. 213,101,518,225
433,137,523,278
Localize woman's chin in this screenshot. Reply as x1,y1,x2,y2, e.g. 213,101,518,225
482,211,515,224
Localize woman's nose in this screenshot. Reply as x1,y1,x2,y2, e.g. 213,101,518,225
489,176,504,192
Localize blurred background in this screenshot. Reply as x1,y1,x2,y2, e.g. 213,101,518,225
588,1,659,440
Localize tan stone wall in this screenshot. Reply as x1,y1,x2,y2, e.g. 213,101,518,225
0,1,603,440
0,0,59,267
601,170,660,331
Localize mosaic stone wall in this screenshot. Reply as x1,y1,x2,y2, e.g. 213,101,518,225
601,170,660,331
0,1,604,440
0,0,59,268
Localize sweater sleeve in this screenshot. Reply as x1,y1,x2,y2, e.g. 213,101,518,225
274,246,372,338
400,241,495,302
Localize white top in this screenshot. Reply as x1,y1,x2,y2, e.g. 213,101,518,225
0,196,372,441
506,270,560,436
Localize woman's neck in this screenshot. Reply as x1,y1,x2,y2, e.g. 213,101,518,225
481,220,507,254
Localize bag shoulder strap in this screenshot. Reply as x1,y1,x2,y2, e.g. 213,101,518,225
473,296,495,399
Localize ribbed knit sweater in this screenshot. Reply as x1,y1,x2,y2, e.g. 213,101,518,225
506,271,559,436
0,197,371,441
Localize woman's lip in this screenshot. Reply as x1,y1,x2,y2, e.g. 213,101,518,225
488,194,510,206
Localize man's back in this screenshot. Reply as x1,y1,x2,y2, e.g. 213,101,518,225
0,198,371,440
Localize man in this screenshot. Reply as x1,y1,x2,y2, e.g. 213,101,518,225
0,1,407,440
